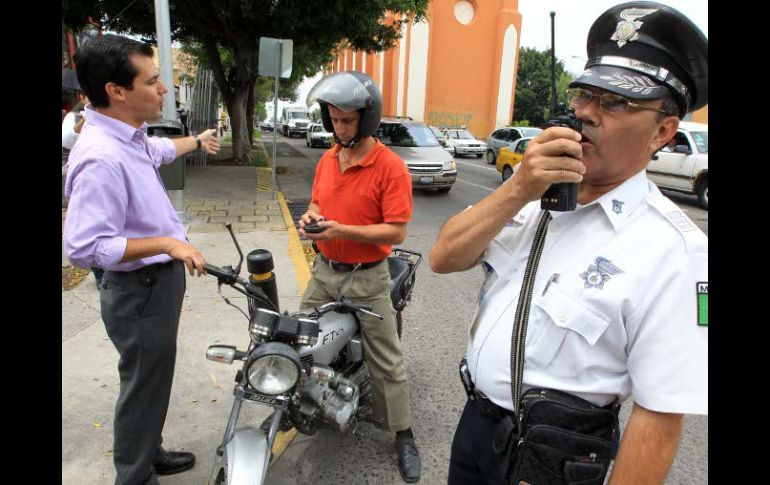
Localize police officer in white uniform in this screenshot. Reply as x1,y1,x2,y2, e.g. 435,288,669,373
429,2,707,484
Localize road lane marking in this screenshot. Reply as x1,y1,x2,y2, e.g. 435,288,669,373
456,160,498,173
455,178,496,192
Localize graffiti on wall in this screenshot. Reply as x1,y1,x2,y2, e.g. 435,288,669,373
426,111,473,127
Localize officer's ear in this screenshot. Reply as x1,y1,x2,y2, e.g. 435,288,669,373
649,115,679,155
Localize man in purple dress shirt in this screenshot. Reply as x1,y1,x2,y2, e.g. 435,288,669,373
63,34,220,485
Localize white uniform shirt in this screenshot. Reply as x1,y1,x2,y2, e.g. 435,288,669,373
62,111,84,150
467,170,708,415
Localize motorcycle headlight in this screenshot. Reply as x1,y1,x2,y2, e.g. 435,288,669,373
245,342,301,395
443,160,456,171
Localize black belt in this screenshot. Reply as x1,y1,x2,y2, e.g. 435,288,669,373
317,254,384,272
126,259,178,274
109,260,179,287
473,388,516,420
460,358,515,420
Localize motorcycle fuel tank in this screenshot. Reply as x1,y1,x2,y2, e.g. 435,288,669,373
298,311,358,365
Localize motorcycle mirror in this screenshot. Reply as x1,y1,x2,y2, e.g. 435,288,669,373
225,223,245,275
335,264,361,302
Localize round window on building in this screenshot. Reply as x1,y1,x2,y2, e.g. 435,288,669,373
454,0,475,25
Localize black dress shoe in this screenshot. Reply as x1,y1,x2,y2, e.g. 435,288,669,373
154,450,196,476
396,436,421,483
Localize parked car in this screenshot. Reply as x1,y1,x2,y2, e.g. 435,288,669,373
443,128,486,158
485,126,542,165
429,125,452,153
646,121,708,209
376,118,457,193
306,123,334,148
260,119,274,131
496,137,533,182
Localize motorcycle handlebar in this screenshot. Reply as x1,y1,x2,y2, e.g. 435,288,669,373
313,300,381,320
204,263,279,312
203,263,234,281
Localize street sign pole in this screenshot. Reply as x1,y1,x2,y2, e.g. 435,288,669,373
259,37,293,200
272,42,280,199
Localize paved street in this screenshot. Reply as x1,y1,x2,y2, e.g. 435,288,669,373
265,131,708,484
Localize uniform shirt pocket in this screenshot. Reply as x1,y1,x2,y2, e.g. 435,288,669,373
526,285,610,373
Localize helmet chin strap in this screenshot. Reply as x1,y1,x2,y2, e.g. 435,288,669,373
333,133,361,149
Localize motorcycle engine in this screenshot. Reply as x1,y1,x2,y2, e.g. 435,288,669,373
297,364,359,432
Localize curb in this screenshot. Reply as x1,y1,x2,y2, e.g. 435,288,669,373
276,190,311,293
268,189,311,466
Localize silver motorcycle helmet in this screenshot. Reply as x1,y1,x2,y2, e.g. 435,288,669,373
306,71,382,149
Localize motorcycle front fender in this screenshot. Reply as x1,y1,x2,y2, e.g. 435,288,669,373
213,427,271,485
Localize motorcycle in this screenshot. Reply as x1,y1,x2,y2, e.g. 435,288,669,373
203,224,422,484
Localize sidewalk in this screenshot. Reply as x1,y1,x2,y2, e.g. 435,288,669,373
62,145,310,484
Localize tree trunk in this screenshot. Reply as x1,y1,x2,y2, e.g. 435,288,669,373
227,87,252,162
247,81,255,146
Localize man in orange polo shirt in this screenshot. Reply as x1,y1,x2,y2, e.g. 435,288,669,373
299,71,420,483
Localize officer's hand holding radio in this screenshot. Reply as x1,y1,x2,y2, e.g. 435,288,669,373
509,126,585,208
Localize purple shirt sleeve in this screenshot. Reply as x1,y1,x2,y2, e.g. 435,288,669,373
146,136,178,167
63,157,129,270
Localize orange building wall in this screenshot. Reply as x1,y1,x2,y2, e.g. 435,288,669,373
329,1,523,137
423,0,521,136
691,105,708,124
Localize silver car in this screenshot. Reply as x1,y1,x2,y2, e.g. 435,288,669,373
485,126,542,165
429,125,453,154
443,129,487,158
306,123,334,148
376,119,457,193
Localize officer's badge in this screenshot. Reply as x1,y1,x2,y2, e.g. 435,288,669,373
611,8,659,47
612,199,624,214
580,257,624,289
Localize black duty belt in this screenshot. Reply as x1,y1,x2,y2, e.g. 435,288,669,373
473,388,516,421
459,358,515,420
317,254,384,272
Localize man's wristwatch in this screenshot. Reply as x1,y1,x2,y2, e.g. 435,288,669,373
195,135,202,149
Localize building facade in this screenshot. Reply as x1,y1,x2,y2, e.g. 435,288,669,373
326,0,523,138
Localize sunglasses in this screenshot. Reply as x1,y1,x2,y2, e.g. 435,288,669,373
566,88,669,115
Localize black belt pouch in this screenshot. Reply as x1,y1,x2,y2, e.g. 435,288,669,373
504,388,619,485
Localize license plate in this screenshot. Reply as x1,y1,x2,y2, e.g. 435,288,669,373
419,176,434,184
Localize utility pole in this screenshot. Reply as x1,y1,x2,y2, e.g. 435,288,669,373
154,0,185,219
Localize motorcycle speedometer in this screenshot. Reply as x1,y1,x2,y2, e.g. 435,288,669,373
245,342,301,395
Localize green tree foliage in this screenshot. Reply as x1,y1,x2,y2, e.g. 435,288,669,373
513,47,574,127
63,0,429,161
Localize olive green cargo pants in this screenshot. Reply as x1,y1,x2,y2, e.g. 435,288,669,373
301,258,411,433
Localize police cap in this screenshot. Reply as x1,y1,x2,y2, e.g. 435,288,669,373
569,2,708,118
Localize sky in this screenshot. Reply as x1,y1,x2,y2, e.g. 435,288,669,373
517,0,708,75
